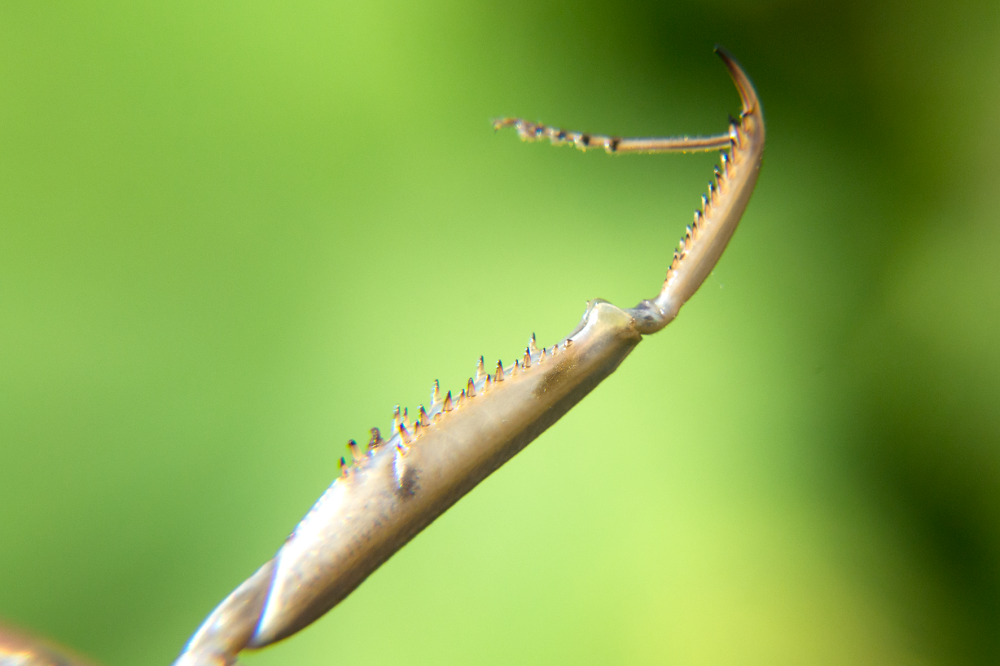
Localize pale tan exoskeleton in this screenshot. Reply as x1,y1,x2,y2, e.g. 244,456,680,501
0,47,763,666
0,623,99,666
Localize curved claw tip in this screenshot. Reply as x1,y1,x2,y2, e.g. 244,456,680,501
713,46,759,116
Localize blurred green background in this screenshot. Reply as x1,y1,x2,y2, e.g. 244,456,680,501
2,0,999,664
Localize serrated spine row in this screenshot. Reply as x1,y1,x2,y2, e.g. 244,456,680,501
665,117,746,285
335,333,572,478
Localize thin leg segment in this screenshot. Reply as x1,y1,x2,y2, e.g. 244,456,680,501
492,117,733,154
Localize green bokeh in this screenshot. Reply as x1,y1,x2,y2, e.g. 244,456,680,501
2,1,999,664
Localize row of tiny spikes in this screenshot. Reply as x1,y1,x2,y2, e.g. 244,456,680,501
336,334,575,477
666,120,743,284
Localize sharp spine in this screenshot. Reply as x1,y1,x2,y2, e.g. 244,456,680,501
348,440,362,463
368,428,383,452
397,421,412,445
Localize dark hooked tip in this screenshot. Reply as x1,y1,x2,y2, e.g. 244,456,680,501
713,46,760,116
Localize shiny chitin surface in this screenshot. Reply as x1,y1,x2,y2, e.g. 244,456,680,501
0,622,97,666
173,47,765,666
